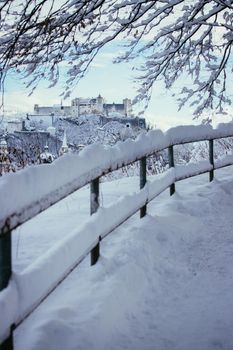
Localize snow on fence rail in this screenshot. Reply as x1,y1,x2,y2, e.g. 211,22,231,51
1,122,233,348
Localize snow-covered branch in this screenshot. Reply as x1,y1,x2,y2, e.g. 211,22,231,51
0,0,232,115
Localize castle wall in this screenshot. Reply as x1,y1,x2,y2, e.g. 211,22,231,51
34,96,132,118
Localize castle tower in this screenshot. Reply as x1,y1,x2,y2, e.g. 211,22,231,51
71,98,80,117
123,98,132,117
96,94,104,113
34,104,39,113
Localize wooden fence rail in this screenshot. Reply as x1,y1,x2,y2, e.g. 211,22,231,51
1,126,233,349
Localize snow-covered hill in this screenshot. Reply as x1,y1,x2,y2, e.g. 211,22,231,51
0,114,146,175
55,115,143,147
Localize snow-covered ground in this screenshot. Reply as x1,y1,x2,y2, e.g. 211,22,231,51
10,166,233,350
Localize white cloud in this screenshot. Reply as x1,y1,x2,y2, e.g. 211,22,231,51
2,89,67,114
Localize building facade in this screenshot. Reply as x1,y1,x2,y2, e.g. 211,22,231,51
34,95,133,118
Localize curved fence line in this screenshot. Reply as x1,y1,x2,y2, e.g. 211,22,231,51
1,122,233,348
1,123,233,233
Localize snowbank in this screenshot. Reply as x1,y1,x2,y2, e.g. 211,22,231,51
13,167,233,350
0,279,18,342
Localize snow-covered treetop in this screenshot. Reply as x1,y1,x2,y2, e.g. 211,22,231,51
0,1,232,115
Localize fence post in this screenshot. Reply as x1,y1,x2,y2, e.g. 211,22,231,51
168,145,175,195
0,230,14,349
209,139,214,182
140,156,147,218
90,178,100,266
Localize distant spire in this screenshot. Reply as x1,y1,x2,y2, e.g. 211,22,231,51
62,130,68,148
59,130,69,156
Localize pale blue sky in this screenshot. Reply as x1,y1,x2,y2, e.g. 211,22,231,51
1,42,208,130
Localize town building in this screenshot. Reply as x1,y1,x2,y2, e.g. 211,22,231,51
34,104,70,116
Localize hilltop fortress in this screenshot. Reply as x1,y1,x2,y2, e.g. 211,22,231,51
34,95,133,118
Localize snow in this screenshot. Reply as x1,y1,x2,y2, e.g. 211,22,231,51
0,166,214,335
1,129,166,231
166,122,233,145
1,122,233,232
6,165,233,350
215,154,233,169
1,122,233,346
0,123,233,235
176,160,213,180
166,124,213,144
0,170,175,337
0,280,18,342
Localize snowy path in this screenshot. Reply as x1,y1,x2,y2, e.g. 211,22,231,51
13,167,233,350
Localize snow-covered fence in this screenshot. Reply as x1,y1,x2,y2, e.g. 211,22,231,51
1,122,233,348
